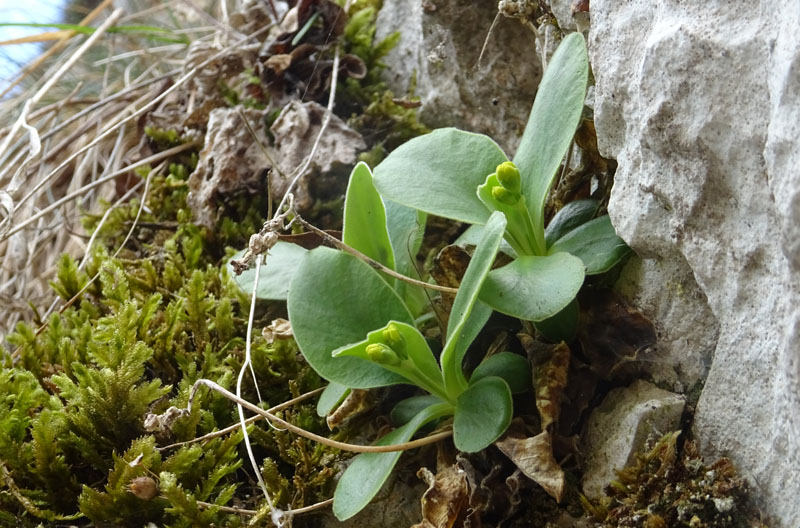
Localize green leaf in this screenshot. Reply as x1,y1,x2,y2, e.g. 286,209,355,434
514,33,589,234
287,248,412,388
454,223,517,258
440,212,506,395
343,162,395,271
470,352,531,394
230,242,308,300
384,199,428,315
317,382,350,417
547,215,630,274
333,402,452,520
373,128,508,224
480,253,585,321
545,199,599,247
453,376,512,452
333,321,446,400
390,395,446,426
533,298,579,342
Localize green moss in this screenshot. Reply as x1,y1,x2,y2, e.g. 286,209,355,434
583,432,768,528
0,143,335,525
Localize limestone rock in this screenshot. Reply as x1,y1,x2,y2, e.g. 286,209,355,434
581,380,685,499
188,107,274,228
375,0,541,154
590,1,800,524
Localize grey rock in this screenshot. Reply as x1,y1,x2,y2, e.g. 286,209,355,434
188,107,273,228
581,380,686,500
375,0,541,154
590,0,800,524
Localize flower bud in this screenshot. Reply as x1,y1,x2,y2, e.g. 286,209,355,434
492,186,519,206
366,343,402,366
496,161,521,193
382,324,407,359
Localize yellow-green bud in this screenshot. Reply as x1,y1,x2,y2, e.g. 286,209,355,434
496,161,521,193
492,185,519,206
366,343,402,366
382,324,407,359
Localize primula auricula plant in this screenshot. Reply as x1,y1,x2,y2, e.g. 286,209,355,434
231,32,629,521
373,32,629,336
286,164,529,519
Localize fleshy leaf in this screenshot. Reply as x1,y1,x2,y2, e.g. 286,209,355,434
514,33,589,235
343,162,395,271
440,211,506,394
533,298,579,342
390,394,446,426
333,402,452,520
454,223,517,258
480,253,585,322
230,242,307,300
545,199,599,247
333,321,446,400
287,247,412,388
317,382,350,417
470,352,531,394
453,376,512,452
384,199,428,316
373,128,508,224
547,215,630,274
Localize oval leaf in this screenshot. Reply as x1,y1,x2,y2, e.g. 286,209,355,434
453,376,512,452
547,215,630,274
317,381,350,417
230,242,308,301
333,402,452,520
287,247,412,388
390,394,446,426
545,199,599,248
480,253,585,322
514,33,589,232
470,352,531,394
373,128,508,224
343,162,395,270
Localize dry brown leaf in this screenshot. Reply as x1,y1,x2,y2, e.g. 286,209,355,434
325,389,372,430
495,430,565,502
412,464,469,528
429,244,472,327
262,318,293,344
533,341,570,430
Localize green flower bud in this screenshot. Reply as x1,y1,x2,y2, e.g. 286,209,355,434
366,343,402,366
496,161,521,193
492,185,519,206
382,324,407,359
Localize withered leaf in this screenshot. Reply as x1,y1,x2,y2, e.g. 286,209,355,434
413,465,469,528
277,229,341,250
430,244,472,326
495,430,565,502
532,341,570,430
325,389,372,430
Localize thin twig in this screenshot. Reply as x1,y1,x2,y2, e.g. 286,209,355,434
187,379,453,453
158,387,325,451
291,211,459,295
195,497,333,517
